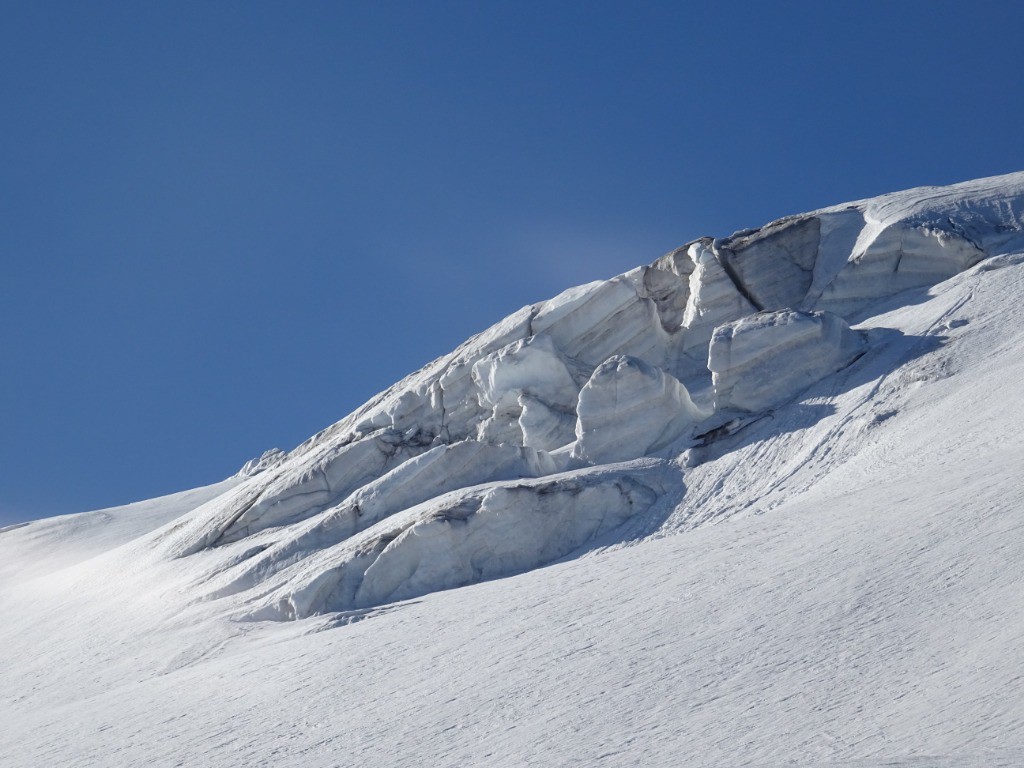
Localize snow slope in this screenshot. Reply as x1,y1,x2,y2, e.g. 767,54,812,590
3,172,1024,767
0,479,238,586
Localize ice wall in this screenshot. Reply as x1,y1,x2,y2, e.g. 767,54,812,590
708,310,867,412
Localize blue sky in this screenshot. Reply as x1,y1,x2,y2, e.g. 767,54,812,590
2,1,1022,524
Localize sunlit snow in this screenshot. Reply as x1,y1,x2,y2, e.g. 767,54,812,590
3,172,1024,766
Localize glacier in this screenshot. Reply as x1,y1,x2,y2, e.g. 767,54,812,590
143,171,1024,618
2,172,1024,767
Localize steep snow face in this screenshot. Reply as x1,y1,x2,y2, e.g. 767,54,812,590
680,240,758,352
708,173,1024,319
709,310,867,412
717,215,821,310
573,355,710,463
471,333,579,449
130,171,1024,615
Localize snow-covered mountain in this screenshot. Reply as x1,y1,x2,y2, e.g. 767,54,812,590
3,172,1024,767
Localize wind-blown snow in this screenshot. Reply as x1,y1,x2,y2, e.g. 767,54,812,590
3,172,1024,767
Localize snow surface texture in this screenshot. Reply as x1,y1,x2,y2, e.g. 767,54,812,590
4,172,1024,766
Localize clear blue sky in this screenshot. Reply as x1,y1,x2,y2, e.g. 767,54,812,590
2,1,1021,524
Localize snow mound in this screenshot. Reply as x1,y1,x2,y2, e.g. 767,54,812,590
709,310,867,412
574,355,710,463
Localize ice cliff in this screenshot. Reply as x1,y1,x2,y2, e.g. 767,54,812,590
153,172,1024,618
